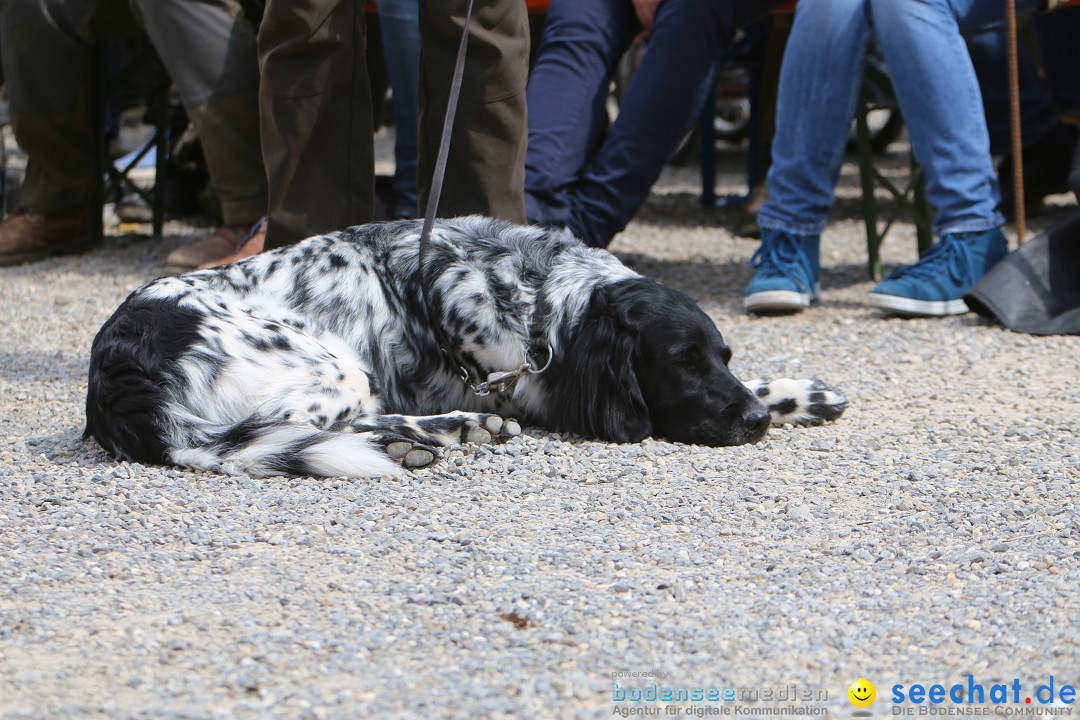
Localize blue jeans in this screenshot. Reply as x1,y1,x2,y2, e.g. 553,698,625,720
758,0,1041,239
1033,8,1080,115
376,0,420,218
525,0,767,247
967,22,1058,154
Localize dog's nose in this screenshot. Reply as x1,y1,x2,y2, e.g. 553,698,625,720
743,408,770,438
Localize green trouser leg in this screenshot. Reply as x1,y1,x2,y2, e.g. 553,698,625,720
2,0,264,224
258,0,374,249
134,0,265,227
10,109,98,217
0,0,98,216
186,94,266,226
417,0,529,223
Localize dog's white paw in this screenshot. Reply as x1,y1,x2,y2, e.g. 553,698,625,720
747,377,847,426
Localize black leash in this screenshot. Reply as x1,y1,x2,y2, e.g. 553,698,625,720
417,0,552,397
419,0,474,246
417,0,479,391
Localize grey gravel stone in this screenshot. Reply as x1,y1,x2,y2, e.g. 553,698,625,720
1,128,1078,719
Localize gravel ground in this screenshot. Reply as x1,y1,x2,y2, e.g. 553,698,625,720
1,135,1078,719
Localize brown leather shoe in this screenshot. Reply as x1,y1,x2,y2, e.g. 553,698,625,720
196,217,266,269
164,225,250,274
0,210,94,267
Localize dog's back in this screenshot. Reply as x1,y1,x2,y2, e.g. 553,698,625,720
84,223,427,478
85,282,407,478
83,217,567,478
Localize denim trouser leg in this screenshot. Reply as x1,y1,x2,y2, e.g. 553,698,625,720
376,0,420,218
869,0,997,235
966,22,1058,155
759,0,1049,239
527,0,764,247
1033,9,1080,113
524,0,638,237
870,0,1043,236
757,0,872,238
570,0,764,247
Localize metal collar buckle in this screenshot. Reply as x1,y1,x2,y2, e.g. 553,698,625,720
469,343,554,397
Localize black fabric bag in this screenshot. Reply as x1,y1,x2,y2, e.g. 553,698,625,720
964,211,1080,335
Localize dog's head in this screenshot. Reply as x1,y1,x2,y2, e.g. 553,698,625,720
547,278,770,446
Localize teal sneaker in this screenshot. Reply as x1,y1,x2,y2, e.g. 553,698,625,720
743,228,820,312
867,228,1008,317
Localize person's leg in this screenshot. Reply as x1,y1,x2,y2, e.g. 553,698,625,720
523,0,637,236
871,0,1044,237
966,23,1057,155
1,0,98,217
418,0,529,222
258,0,374,249
746,0,871,312
0,0,100,265
561,0,772,248
375,0,420,219
757,0,869,237
134,0,266,229
1033,7,1080,117
966,22,1075,219
1033,7,1080,201
131,0,268,271
863,0,998,316
862,0,1047,316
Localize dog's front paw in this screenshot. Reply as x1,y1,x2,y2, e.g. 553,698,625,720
479,414,522,441
459,414,522,445
801,378,847,423
457,410,520,444
749,377,847,426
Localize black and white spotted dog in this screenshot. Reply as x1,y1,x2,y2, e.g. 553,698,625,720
85,216,846,478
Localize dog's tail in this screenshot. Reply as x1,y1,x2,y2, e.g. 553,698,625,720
168,417,404,479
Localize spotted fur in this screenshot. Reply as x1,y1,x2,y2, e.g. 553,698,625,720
85,216,846,478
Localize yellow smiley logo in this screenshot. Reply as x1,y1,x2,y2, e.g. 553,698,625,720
848,679,876,708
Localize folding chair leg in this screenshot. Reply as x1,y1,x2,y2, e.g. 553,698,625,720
151,80,169,239
91,46,108,248
855,86,884,281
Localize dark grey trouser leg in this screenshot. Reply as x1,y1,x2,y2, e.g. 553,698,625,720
133,0,266,226
2,0,265,224
0,0,98,215
418,0,529,223
257,0,373,248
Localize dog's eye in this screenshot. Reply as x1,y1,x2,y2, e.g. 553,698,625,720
721,347,732,365
676,347,704,366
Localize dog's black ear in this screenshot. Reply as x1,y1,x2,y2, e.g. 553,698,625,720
546,282,652,443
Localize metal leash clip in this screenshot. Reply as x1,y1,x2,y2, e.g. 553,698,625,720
470,344,554,397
